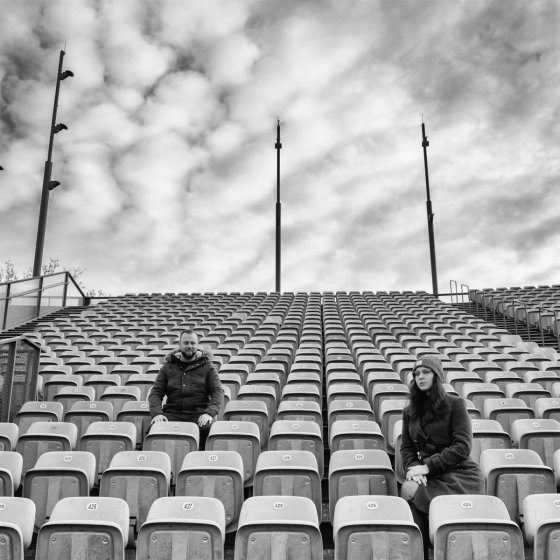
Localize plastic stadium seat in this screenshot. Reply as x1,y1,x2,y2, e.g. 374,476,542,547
64,400,113,440
42,374,81,402
333,495,423,560
480,448,556,523
328,400,375,436
282,383,322,407
218,372,243,400
484,370,523,393
23,451,96,532
535,397,560,421
110,365,143,384
276,400,322,426
0,451,23,496
429,494,524,560
0,423,18,451
483,397,535,434
143,422,199,484
328,449,398,520
13,401,63,435
329,420,386,452
79,421,137,483
124,373,157,400
377,399,409,454
223,400,270,449
524,371,560,392
0,497,35,559
246,371,283,402
99,450,171,534
234,496,322,560
506,383,551,408
364,370,402,401
511,418,560,468
206,421,260,487
176,450,244,533
16,421,78,476
253,450,322,518
99,385,141,418
523,493,560,560
84,373,122,400
461,382,505,413
35,497,129,560
115,400,151,448
470,419,512,463
237,385,277,423
268,420,324,478
137,496,225,560
370,383,409,418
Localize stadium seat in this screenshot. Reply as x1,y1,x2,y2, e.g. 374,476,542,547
329,420,386,452
35,497,129,560
429,494,524,560
13,401,63,435
483,370,523,393
79,421,137,483
370,383,409,418
253,450,321,518
206,421,260,487
461,382,505,412
176,450,244,533
0,497,35,559
276,400,322,426
327,382,367,406
511,418,560,468
52,386,95,415
333,495,423,560
42,374,81,402
483,397,535,434
115,400,151,448
480,448,556,524
268,420,324,478
234,496,322,560
535,397,560,421
0,423,18,451
124,373,157,400
328,400,375,437
377,398,409,454
143,421,199,485
16,421,78,476
237,385,277,423
99,386,141,418
282,383,322,407
506,383,551,408
99,450,171,534
470,419,512,463
64,400,113,440
523,493,560,560
0,451,23,496
23,451,96,532
84,373,122,400
136,496,225,560
218,372,243,400
328,449,398,520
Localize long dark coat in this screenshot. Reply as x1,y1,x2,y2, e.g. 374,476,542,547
400,394,484,514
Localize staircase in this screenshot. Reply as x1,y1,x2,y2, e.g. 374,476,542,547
0,305,89,340
453,301,559,350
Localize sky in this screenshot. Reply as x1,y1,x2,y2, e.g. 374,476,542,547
1,0,559,297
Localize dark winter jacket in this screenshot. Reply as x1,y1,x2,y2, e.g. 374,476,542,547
148,350,224,418
400,394,474,474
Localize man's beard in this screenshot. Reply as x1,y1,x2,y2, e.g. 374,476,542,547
181,349,195,360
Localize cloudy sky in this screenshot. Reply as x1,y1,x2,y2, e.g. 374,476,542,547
1,0,559,297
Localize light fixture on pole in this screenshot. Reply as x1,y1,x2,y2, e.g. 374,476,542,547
32,50,73,277
275,119,282,293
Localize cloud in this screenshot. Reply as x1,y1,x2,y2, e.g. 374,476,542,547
1,0,559,297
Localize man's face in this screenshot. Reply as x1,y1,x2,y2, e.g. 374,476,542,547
180,332,198,359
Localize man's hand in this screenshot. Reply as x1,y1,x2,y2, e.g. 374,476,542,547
198,413,213,427
151,414,168,424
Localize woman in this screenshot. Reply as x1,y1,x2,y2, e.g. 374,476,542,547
400,355,484,557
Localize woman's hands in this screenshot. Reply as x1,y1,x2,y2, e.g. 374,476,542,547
406,464,429,486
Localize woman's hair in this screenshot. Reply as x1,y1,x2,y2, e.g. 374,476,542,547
407,369,450,422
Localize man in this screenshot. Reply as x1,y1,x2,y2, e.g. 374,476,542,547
148,329,224,449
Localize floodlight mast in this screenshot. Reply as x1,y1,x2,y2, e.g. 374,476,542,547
422,120,439,297
275,119,282,293
33,50,72,277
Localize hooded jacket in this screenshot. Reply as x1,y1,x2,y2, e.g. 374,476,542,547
148,349,224,418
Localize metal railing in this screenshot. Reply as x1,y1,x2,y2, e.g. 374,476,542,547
0,271,86,331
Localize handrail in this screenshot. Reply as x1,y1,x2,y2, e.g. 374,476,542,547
0,271,87,331
460,284,470,311
449,280,458,304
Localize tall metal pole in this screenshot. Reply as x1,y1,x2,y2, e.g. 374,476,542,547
421,121,439,297
33,50,66,277
275,119,282,293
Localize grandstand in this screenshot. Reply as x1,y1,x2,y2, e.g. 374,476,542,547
1,276,560,559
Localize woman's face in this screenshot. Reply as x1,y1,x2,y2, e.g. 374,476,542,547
414,366,434,391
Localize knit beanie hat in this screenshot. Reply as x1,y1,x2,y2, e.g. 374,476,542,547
412,354,444,382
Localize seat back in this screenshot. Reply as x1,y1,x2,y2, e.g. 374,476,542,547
0,497,35,557
523,493,560,559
